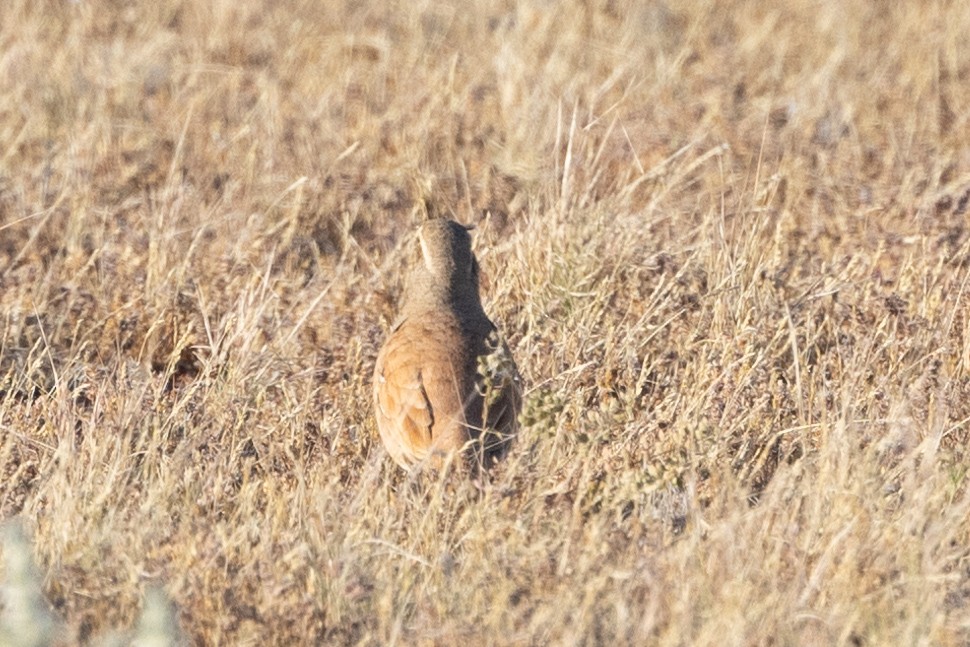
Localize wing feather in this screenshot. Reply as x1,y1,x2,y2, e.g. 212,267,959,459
373,325,435,469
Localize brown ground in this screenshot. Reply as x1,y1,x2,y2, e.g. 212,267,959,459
1,0,970,644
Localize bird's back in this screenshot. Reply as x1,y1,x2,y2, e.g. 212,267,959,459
373,307,478,468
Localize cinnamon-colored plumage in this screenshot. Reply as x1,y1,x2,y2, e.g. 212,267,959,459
373,219,521,471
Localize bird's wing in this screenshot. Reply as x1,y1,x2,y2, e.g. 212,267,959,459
373,324,435,469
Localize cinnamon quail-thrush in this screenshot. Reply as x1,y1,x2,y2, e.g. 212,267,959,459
373,219,522,471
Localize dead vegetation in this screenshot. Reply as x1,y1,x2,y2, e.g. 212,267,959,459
2,0,970,644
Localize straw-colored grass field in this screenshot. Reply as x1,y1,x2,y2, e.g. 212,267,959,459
2,0,970,644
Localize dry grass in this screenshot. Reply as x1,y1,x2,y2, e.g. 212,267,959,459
2,0,970,644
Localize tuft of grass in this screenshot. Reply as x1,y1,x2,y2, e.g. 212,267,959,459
2,0,970,644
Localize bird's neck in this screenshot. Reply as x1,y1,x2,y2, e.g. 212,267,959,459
403,273,488,323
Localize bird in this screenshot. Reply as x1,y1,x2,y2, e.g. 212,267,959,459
373,219,521,473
